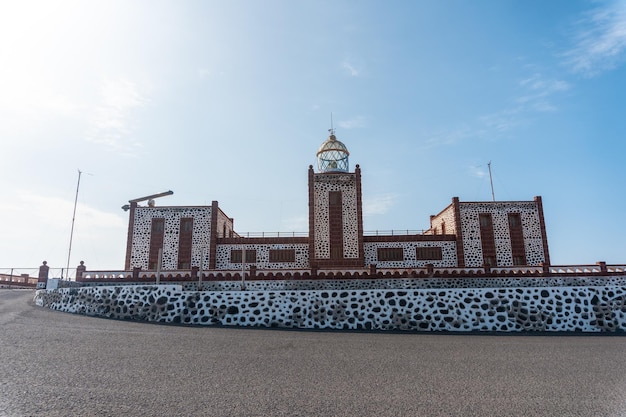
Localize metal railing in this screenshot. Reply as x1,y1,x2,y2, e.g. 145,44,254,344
363,230,427,236
0,268,77,281
217,231,308,238
217,229,428,238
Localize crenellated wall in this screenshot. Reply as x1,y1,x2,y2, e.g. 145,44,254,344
34,278,626,332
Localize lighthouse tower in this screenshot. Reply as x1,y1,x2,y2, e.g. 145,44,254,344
308,130,364,269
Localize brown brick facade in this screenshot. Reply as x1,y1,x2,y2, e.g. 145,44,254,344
535,196,551,265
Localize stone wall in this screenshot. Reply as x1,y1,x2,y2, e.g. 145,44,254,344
363,241,457,268
215,243,310,269
313,173,359,259
130,207,212,270
34,278,626,332
459,201,545,267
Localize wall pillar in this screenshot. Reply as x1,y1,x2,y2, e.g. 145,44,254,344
534,196,551,265
209,201,219,270
37,261,49,289
76,261,86,281
452,197,465,268
124,202,137,270
308,165,315,270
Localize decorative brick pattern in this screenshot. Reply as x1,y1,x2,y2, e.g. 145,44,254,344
313,174,359,259
217,209,234,238
459,202,545,267
216,243,309,269
364,241,457,268
130,207,212,270
429,204,456,235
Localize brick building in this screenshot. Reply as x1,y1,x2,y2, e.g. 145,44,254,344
124,131,550,273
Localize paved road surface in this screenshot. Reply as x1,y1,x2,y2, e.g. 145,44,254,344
2,289,626,416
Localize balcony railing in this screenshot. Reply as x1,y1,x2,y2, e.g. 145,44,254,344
217,229,428,238
217,231,308,238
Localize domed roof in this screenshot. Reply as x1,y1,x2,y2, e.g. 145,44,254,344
317,134,349,155
316,132,349,172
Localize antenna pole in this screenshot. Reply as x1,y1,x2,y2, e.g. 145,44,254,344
488,161,495,201
66,169,82,280
330,113,334,135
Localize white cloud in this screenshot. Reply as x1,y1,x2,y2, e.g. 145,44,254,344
563,1,626,76
338,116,366,129
422,126,484,149
516,74,570,112
341,59,360,77
14,193,124,232
531,101,558,112
422,68,569,149
363,194,397,216
422,71,569,149
101,79,146,109
197,68,211,80
86,78,149,155
469,165,488,179
0,193,126,269
519,74,570,93
479,108,527,133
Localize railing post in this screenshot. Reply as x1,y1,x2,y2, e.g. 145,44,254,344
76,261,86,281
37,261,49,289
597,261,607,274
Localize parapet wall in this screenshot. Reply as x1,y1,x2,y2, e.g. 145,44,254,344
34,278,626,332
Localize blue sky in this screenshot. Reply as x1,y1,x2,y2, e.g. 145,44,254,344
1,0,626,272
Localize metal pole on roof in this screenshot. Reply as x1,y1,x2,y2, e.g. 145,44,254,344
65,169,83,280
488,161,495,202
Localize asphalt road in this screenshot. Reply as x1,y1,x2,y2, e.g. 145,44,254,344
2,289,626,417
